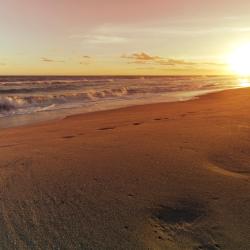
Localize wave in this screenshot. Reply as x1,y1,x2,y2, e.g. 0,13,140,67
0,75,243,118
0,85,80,94
0,84,191,115
0,87,136,115
0,100,15,112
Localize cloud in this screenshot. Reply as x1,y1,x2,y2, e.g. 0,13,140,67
0,63,6,66
41,57,54,62
122,52,226,68
71,34,127,44
121,52,161,61
157,58,197,66
121,52,193,66
88,23,250,46
40,57,64,63
79,55,92,65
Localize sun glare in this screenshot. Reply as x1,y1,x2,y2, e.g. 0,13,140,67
228,43,250,76
239,79,250,88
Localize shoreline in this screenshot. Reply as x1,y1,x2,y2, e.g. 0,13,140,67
0,87,229,130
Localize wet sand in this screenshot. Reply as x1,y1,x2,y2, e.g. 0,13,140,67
0,88,250,249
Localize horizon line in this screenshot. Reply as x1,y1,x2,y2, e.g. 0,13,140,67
0,74,237,77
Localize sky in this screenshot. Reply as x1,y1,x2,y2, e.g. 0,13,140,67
1,0,250,75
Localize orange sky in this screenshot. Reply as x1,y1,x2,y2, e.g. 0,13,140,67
1,0,250,75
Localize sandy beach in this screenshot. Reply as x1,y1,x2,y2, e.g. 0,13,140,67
0,88,250,249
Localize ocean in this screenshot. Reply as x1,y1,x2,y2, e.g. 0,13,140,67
0,75,247,128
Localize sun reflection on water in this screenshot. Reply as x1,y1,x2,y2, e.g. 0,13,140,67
239,79,250,88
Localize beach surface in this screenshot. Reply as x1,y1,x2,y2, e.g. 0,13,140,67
0,88,250,249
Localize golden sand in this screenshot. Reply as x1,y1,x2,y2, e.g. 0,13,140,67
0,88,249,249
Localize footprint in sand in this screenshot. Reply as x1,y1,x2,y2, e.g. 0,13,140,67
97,127,116,131
128,193,136,198
154,117,170,121
133,122,143,126
62,135,76,139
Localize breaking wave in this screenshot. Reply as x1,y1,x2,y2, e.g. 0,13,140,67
0,75,243,118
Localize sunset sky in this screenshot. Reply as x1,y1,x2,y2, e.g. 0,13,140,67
1,0,250,75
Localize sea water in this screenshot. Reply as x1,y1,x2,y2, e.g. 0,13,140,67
0,75,247,128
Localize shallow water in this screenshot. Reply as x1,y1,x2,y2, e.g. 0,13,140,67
0,75,248,128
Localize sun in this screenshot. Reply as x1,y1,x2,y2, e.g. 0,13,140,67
228,43,250,76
